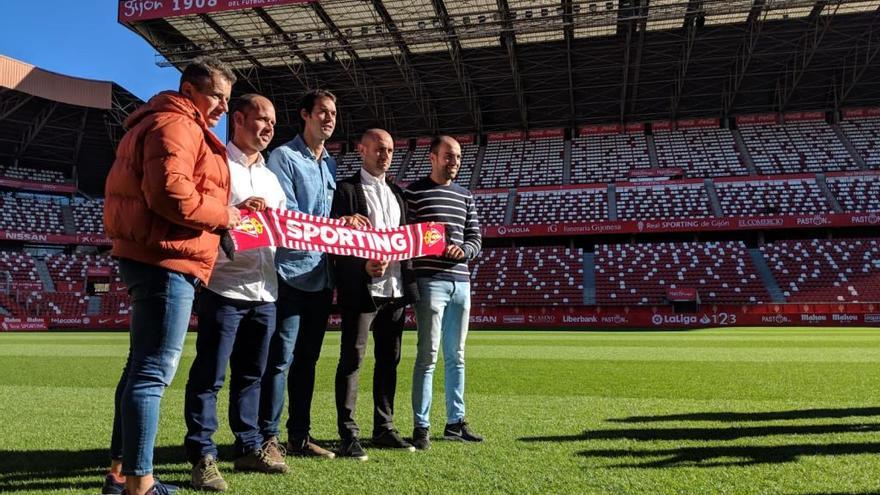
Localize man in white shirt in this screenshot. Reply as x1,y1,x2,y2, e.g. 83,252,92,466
183,94,288,491
330,129,420,460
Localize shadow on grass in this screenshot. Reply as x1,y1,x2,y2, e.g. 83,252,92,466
608,407,880,423
576,442,880,468
0,446,189,492
519,406,880,469
521,422,880,442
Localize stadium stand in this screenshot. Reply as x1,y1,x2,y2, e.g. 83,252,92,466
513,187,608,224
570,133,651,184
474,192,509,227
402,140,479,186
336,145,407,180
653,127,748,177
761,238,880,303
0,251,39,286
826,174,880,212
471,247,583,305
839,117,880,169
45,252,119,286
715,178,833,216
0,164,68,183
739,121,858,174
0,194,65,234
616,183,712,220
595,241,769,305
72,198,105,235
479,136,564,188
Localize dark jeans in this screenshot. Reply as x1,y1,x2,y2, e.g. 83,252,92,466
183,289,276,463
110,258,199,476
259,282,332,441
335,299,405,440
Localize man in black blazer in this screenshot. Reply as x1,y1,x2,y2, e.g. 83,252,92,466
331,128,419,460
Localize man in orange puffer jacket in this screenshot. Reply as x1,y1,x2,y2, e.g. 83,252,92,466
102,56,241,495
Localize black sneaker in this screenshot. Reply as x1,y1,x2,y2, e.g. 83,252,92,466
101,473,125,495
372,429,416,452
121,479,178,495
337,437,369,461
411,427,431,451
443,421,484,442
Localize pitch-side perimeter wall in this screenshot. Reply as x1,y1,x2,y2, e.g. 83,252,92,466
4,304,878,331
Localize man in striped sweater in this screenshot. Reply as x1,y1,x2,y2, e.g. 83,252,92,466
405,135,484,450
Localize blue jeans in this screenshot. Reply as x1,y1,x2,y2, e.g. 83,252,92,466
184,289,276,463
110,258,198,476
259,282,332,440
412,279,471,429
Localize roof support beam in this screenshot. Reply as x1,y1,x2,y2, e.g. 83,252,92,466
722,0,766,116
254,7,320,90
431,0,483,133
71,109,89,164
311,2,389,128
15,102,56,159
776,0,841,112
0,94,33,123
833,7,880,109
620,0,648,123
670,0,702,118
198,14,264,94
370,0,439,133
562,0,576,128
497,0,528,130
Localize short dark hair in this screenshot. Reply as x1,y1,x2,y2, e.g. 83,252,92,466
430,135,456,155
179,56,236,92
297,89,337,131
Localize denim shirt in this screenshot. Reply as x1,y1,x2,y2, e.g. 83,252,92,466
267,135,337,291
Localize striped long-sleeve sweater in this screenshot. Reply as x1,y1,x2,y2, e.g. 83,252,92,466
405,177,482,281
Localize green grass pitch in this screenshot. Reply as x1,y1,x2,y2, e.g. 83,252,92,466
2,327,880,494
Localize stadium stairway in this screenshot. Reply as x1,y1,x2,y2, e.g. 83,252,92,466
607,184,618,220
504,189,517,224
732,129,758,175
748,248,785,303
394,146,414,180
469,145,487,191
60,204,76,235
582,252,596,305
33,257,55,292
87,295,102,316
816,174,844,213
562,139,572,184
646,134,660,168
704,179,724,217
832,123,868,170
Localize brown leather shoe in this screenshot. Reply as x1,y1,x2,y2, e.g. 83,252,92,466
233,443,288,474
264,436,286,463
286,436,336,459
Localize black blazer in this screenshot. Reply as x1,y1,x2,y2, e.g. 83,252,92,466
330,171,419,313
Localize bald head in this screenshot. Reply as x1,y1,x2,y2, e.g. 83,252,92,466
359,128,394,178
231,94,276,158
361,128,392,146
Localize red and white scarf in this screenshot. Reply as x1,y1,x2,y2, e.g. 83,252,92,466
229,208,446,261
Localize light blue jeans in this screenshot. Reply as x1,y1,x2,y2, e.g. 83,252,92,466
412,279,471,429
110,258,198,475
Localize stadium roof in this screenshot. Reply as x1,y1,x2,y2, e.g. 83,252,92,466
0,55,143,195
122,0,880,143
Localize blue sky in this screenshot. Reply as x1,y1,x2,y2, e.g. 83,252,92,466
1,0,227,136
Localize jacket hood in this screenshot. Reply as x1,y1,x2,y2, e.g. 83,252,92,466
124,91,205,130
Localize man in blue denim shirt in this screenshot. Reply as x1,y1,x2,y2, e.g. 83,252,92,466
259,89,369,459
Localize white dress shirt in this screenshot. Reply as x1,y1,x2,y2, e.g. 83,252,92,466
207,142,286,302
360,168,402,298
